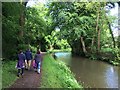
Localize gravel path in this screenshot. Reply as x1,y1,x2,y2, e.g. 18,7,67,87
8,68,41,89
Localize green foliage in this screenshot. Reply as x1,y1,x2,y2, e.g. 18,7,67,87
25,6,47,44
2,60,17,88
89,54,97,60
17,44,37,55
2,3,21,59
112,47,120,62
40,54,83,88
3,1,119,66
2,2,49,59
45,30,70,51
24,4,51,52
101,47,120,61
101,48,113,52
29,45,37,54
2,2,21,18
47,2,119,59
47,2,108,55
54,39,70,49
89,46,120,65
17,44,28,51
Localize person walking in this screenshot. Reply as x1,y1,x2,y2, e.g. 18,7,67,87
25,48,33,70
16,50,26,77
34,49,42,74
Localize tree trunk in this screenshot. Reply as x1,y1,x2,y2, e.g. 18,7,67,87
91,36,95,52
19,13,24,37
105,16,116,48
80,37,87,53
118,36,120,48
108,20,115,48
18,1,28,43
91,37,94,46
96,6,100,52
97,27,101,51
105,2,118,48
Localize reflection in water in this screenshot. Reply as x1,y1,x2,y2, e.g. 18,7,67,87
105,66,118,88
55,52,119,88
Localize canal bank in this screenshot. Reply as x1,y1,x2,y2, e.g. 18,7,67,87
40,54,83,88
55,52,119,88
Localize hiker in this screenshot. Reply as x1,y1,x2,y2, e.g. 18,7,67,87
16,50,26,77
34,49,42,74
25,48,33,70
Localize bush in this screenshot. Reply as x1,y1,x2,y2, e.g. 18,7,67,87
101,48,113,52
112,47,120,62
100,47,120,65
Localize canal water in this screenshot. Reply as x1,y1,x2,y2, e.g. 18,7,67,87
55,52,119,88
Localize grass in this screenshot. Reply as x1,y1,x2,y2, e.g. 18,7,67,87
2,60,18,88
40,54,83,88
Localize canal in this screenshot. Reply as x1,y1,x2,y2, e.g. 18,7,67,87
55,52,119,88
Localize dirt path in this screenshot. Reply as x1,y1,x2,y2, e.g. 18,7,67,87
6,52,46,89
8,69,41,89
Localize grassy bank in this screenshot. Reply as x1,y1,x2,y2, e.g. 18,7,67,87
88,47,120,66
40,54,83,88
2,60,17,88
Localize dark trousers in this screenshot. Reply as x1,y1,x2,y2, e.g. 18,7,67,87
18,68,24,75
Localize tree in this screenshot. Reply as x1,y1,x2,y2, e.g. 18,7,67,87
47,2,117,56
25,3,48,51
2,2,22,59
48,2,101,56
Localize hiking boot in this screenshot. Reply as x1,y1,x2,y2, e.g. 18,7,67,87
34,68,37,72
37,69,40,74
21,73,24,78
17,74,20,77
25,68,28,70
